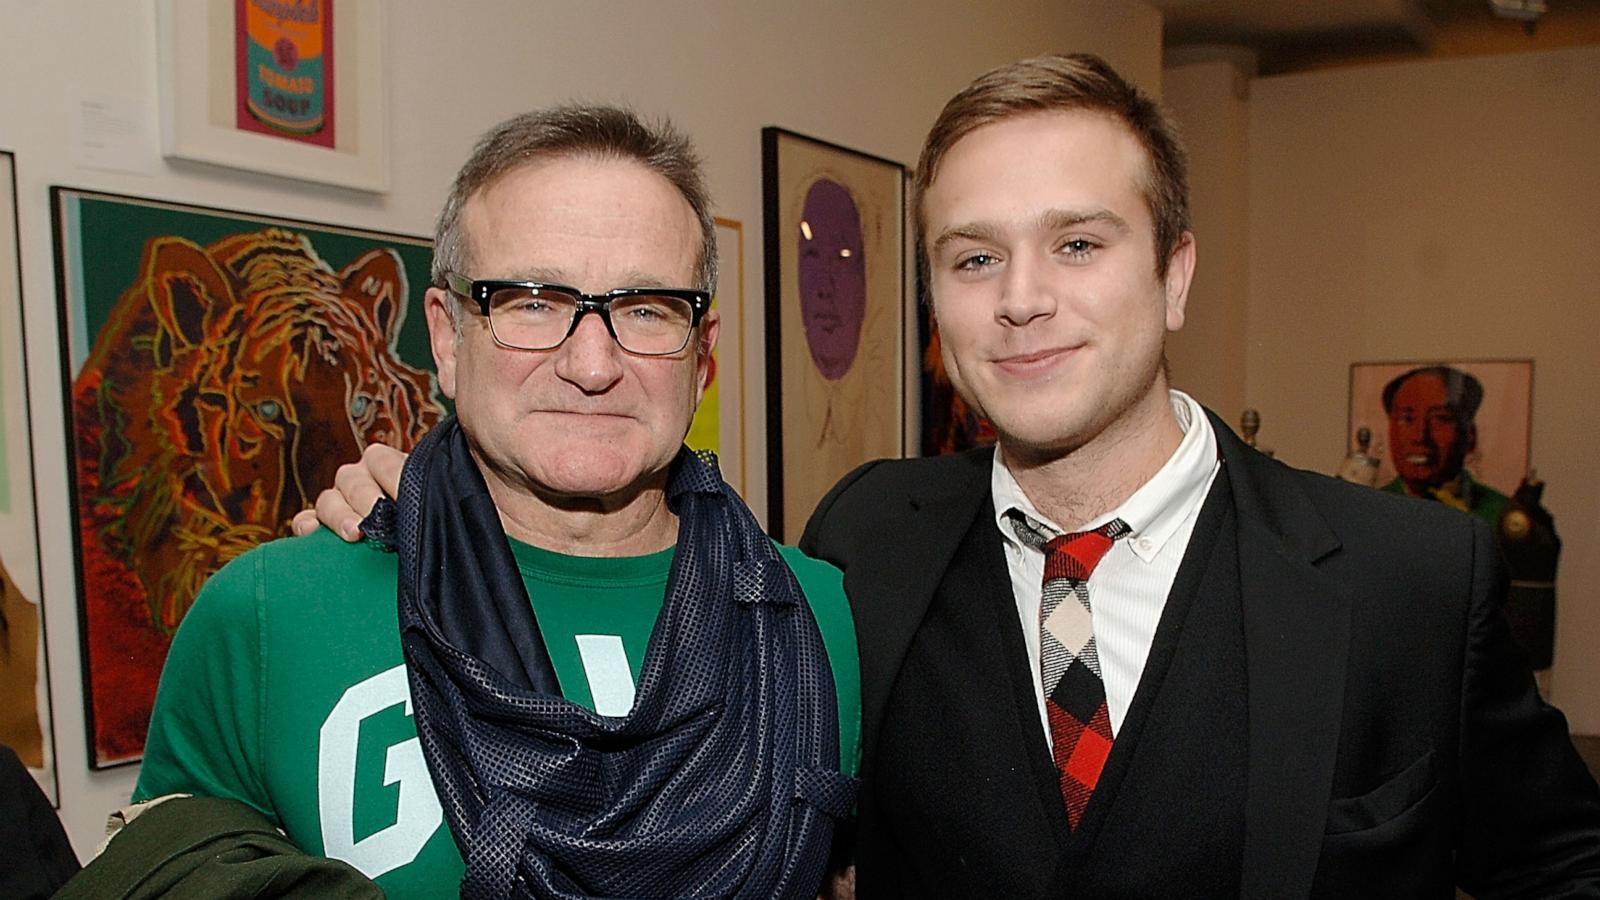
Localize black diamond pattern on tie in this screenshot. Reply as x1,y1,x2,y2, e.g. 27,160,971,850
1007,510,1131,830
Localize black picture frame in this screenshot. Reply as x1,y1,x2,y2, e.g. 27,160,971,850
51,186,441,767
761,127,907,540
0,150,61,804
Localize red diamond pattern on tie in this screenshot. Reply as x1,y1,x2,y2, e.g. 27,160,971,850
1009,513,1130,831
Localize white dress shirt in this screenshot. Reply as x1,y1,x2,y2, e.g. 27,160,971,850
992,390,1220,743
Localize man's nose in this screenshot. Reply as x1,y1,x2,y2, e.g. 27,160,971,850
551,313,625,393
995,256,1056,326
1405,417,1436,447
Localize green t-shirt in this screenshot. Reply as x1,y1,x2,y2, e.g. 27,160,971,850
134,529,859,899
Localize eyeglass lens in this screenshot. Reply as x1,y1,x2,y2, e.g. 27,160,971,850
484,286,696,355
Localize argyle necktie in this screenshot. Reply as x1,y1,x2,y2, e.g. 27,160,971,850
1008,511,1131,830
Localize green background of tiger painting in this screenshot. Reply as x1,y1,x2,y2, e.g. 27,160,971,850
58,190,441,403
55,189,731,467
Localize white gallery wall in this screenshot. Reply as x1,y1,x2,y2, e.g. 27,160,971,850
1245,46,1600,733
0,0,1164,857
1163,55,1252,420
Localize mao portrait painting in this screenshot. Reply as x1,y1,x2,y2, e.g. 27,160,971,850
1347,359,1557,669
54,189,442,765
1348,360,1532,526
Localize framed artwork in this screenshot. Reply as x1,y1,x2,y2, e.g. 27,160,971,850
157,0,389,191
1,152,59,803
1347,359,1533,510
53,187,443,767
762,128,906,540
684,217,747,495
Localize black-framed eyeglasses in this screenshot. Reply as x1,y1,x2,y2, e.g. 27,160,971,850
442,272,711,356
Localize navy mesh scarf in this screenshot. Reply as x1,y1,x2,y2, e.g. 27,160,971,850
375,418,855,898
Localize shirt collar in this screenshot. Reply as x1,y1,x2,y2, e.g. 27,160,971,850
991,390,1219,562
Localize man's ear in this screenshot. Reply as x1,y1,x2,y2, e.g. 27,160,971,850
693,310,721,407
1162,231,1197,332
424,287,460,399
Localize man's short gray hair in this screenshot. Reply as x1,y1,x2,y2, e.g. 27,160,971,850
432,104,718,295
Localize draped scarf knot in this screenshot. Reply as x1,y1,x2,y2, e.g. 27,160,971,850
377,418,854,898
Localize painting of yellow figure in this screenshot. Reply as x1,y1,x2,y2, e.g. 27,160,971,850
0,151,55,802
684,218,745,495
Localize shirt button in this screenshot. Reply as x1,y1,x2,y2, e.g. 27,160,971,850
1137,538,1153,552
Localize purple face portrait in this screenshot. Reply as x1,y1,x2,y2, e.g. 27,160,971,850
797,178,866,381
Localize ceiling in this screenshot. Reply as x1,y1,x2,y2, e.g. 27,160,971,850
1153,0,1600,75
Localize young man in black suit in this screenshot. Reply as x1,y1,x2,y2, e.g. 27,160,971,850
303,54,1600,898
796,53,1600,898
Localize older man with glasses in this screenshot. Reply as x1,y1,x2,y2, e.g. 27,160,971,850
130,105,860,899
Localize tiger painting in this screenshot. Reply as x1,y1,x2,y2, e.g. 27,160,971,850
73,227,442,762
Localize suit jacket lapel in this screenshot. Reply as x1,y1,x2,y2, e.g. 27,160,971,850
951,501,1072,856
1209,412,1352,900
849,448,995,772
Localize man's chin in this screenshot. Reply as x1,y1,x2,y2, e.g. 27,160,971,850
978,388,1134,464
528,453,676,501
987,417,1096,465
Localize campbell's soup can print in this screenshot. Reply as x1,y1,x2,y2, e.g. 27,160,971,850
235,0,336,147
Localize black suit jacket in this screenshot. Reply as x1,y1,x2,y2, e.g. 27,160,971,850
800,410,1600,898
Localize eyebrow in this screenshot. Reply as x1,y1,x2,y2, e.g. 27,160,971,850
930,222,1004,256
1038,207,1131,235
494,266,569,284
495,267,681,290
930,207,1132,256
613,271,678,290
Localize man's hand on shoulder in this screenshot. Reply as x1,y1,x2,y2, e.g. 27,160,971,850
290,443,409,542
